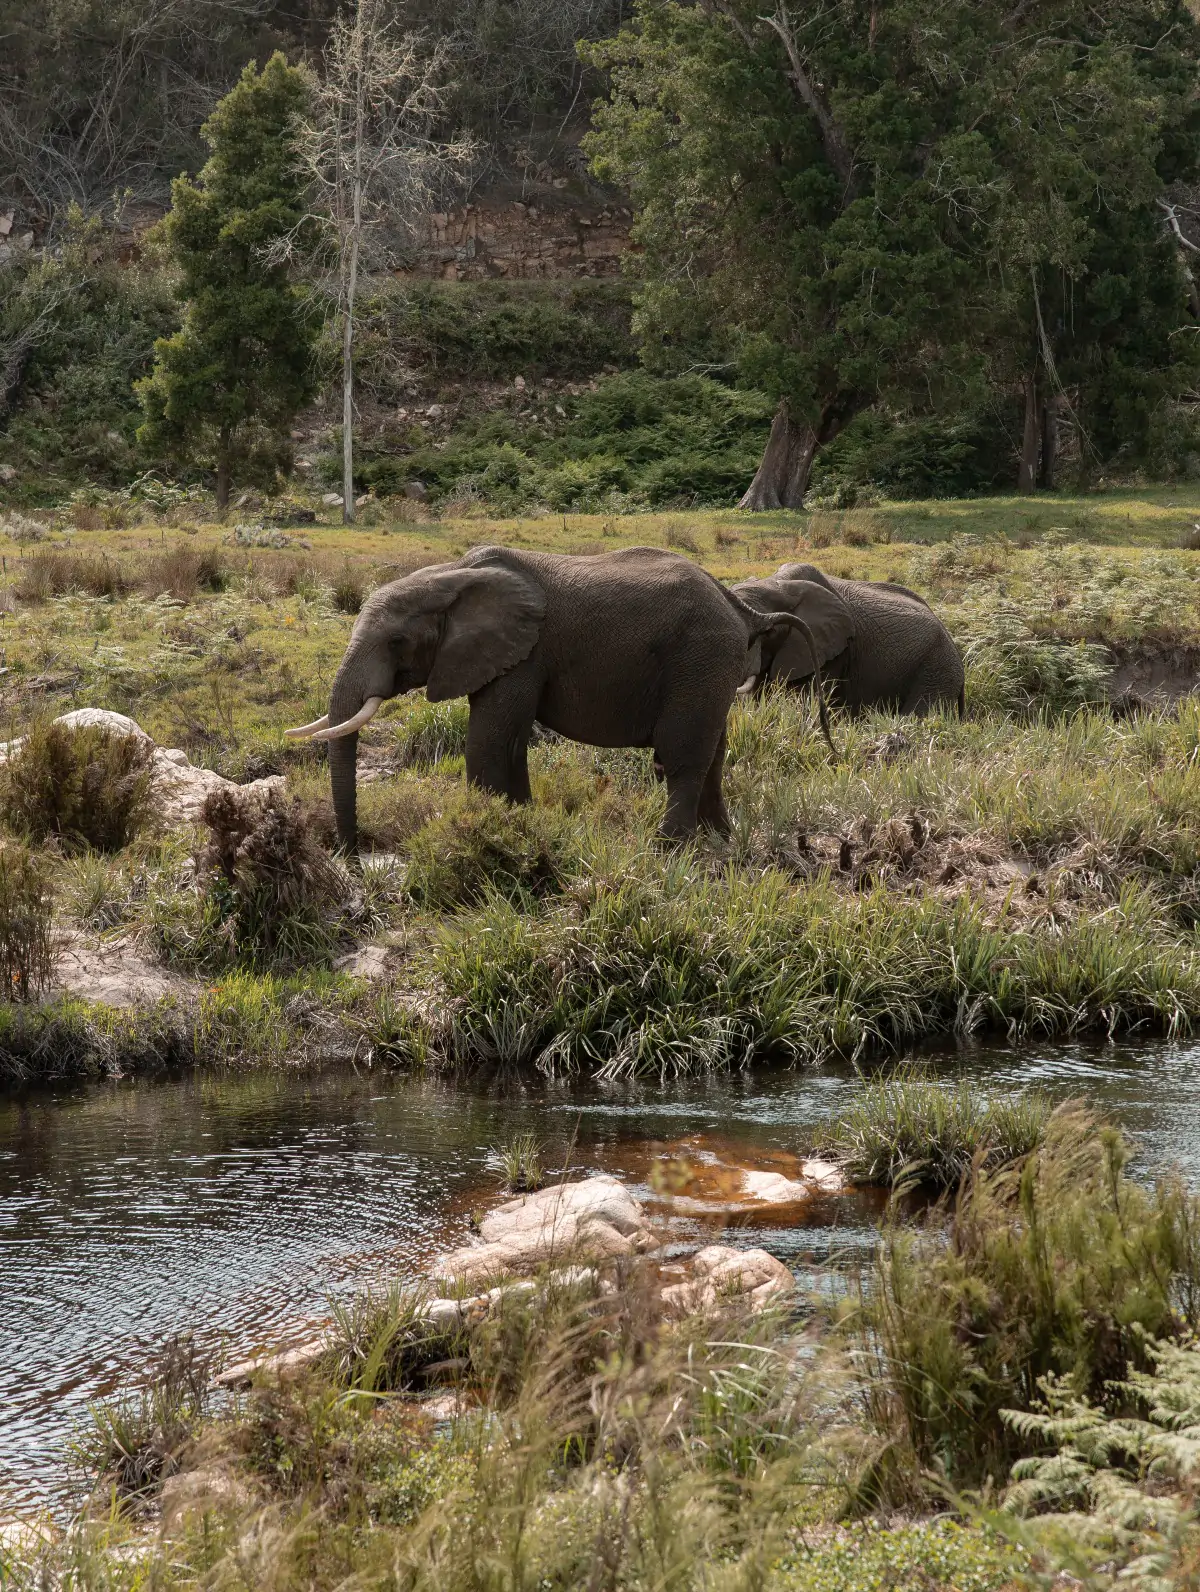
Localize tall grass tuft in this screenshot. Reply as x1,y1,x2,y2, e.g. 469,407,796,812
818,1073,1053,1189
0,720,156,852
405,790,570,910
0,843,55,1000
324,1283,460,1396
495,1130,545,1192
75,1335,210,1504
858,1106,1200,1491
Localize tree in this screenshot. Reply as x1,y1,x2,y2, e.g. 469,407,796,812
585,0,1200,507
291,0,474,526
137,52,316,512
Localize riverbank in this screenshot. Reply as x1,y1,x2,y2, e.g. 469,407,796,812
9,1096,1200,1591
1,496,1200,1083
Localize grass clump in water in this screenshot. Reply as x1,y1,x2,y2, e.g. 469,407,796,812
0,719,155,851
75,1335,210,1505
818,1073,1053,1189
495,1130,545,1193
324,1282,462,1397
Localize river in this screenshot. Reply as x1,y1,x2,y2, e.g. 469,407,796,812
3,1038,1199,1509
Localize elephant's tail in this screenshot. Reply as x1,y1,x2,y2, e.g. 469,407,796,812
957,683,966,718
724,588,837,757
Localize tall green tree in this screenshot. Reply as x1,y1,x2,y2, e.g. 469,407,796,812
586,0,1200,507
137,52,316,512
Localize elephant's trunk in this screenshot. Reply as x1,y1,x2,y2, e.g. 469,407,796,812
327,669,365,852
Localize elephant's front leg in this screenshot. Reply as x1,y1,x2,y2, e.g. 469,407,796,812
465,674,537,803
696,729,730,836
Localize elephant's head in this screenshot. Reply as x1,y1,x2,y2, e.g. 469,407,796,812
734,574,855,687
287,559,545,850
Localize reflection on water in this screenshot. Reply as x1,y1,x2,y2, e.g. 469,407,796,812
1,1035,1199,1508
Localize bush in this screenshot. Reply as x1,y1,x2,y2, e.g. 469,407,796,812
0,721,156,851
404,792,570,911
818,1074,1052,1190
0,843,55,1000
197,788,351,968
860,1107,1200,1490
960,602,1111,715
14,550,127,601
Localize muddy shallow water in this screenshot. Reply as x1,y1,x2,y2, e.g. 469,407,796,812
3,1037,1200,1509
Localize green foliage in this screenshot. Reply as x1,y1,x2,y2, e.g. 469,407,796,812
393,696,471,767
772,1520,1024,1592
0,215,180,503
811,407,1020,501
404,791,570,911
0,720,155,852
861,1108,1200,1489
137,54,317,508
818,1074,1052,1190
355,369,774,510
1001,1338,1200,1584
961,604,1112,716
355,279,634,393
0,843,54,1002
585,0,1200,489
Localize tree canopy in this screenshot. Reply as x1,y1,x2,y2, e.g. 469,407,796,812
586,0,1200,504
136,53,317,511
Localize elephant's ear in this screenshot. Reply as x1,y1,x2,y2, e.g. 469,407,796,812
426,565,546,701
765,578,855,679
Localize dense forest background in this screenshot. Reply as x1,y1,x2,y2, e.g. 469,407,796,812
3,0,1200,511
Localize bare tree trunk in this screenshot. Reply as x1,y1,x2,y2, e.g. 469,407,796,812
740,399,843,511
1039,392,1060,490
341,225,358,527
216,425,232,515
1018,375,1040,494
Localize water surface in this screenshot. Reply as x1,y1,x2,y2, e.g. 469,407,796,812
2,1037,1199,1509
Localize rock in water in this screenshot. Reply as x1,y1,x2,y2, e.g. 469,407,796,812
660,1245,794,1315
434,1174,654,1285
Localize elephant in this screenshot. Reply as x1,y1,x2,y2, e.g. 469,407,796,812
731,562,964,715
286,544,832,850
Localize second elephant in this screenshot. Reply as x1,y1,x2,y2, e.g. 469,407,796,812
733,562,964,715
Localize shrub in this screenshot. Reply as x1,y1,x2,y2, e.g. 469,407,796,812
331,564,365,614
14,550,126,601
818,1074,1052,1190
960,602,1111,715
859,1107,1200,1490
139,546,229,600
197,788,351,968
0,843,55,1001
404,791,570,910
0,721,156,851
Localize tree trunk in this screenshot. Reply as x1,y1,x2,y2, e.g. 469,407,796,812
1017,375,1040,494
739,399,835,511
216,426,232,515
342,227,359,527
1039,392,1060,490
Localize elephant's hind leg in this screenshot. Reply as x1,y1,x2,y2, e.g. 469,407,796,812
696,729,730,836
654,711,726,839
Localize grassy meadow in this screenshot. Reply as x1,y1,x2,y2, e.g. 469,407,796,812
3,489,1200,1079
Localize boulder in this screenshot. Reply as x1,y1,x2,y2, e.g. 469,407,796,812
214,1337,325,1389
741,1160,845,1203
0,709,286,827
661,1245,794,1316
434,1175,654,1286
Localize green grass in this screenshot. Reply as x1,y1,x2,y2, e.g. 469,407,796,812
815,1074,1053,1189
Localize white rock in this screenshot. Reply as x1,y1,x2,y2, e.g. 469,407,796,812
0,1517,52,1564
161,1467,252,1520
322,492,344,507
332,943,393,981
435,1175,653,1286
661,1245,794,1316
741,1160,845,1203
214,1338,325,1389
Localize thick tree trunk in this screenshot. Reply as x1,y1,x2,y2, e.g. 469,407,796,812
215,426,232,515
1039,392,1060,490
1017,375,1040,494
739,399,847,511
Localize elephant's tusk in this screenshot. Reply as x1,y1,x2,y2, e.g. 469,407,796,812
310,697,384,741
736,675,758,696
284,714,330,739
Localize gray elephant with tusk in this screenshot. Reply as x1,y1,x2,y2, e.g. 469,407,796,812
732,562,964,715
288,544,832,851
